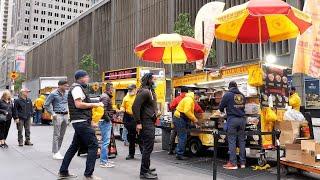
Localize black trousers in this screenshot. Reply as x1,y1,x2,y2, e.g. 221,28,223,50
16,118,31,143
124,113,142,157
140,121,155,175
60,121,98,177
169,129,177,152
0,120,11,140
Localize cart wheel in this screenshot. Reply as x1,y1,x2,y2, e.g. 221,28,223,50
258,154,267,167
280,165,289,175
188,138,203,156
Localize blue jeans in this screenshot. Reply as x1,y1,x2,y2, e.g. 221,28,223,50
34,110,42,124
60,121,98,177
122,127,128,143
99,120,112,164
173,116,187,156
227,117,246,165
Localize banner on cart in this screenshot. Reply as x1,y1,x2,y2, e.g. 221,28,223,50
195,2,225,70
305,78,320,109
293,0,320,78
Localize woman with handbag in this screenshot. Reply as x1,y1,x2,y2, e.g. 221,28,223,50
0,90,17,148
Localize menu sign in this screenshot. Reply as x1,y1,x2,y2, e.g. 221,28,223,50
305,78,320,109
261,65,289,108
104,68,137,81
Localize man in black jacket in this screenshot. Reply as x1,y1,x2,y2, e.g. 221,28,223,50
133,73,158,179
14,88,34,146
58,70,103,180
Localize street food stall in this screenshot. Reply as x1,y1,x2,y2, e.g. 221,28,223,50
102,67,166,137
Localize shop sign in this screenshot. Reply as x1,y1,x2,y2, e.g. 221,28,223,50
173,73,207,87
221,64,259,77
104,68,137,81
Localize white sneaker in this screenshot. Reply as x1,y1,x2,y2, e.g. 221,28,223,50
100,162,115,168
108,160,115,164
53,152,64,160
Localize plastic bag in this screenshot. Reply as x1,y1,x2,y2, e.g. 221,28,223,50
248,66,264,87
265,107,277,122
92,106,104,124
284,108,305,121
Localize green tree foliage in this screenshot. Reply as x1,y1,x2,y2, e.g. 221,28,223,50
79,54,99,80
174,13,216,61
14,74,25,93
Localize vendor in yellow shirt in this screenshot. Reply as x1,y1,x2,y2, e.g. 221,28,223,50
33,95,46,124
289,87,301,111
119,84,143,160
173,91,201,160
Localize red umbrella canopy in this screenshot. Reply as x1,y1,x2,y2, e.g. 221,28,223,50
215,0,312,43
134,34,207,64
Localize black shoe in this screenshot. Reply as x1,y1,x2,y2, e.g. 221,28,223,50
25,141,33,146
126,155,134,160
176,155,188,160
57,173,77,179
18,142,23,147
3,143,8,148
140,172,158,179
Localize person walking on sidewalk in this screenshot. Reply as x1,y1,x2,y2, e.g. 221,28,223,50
219,81,246,170
58,70,103,180
33,95,45,125
14,88,34,147
168,87,203,155
133,73,158,179
98,82,116,168
44,80,69,160
0,90,17,148
120,84,143,160
173,91,201,160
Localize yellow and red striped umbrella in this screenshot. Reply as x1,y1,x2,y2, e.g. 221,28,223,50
134,34,207,64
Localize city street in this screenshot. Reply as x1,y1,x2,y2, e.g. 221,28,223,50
0,123,317,180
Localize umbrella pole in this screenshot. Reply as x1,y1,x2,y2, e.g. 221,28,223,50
258,17,263,65
170,47,174,101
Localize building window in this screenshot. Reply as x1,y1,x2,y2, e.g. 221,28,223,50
47,28,52,32
86,4,89,8
33,26,38,30
54,21,59,25
25,10,30,15
67,8,71,12
74,2,78,5
48,12,52,16
62,7,66,11
41,27,45,31
40,35,45,39
67,15,71,19
41,19,45,23
25,18,29,23
62,0,66,3
34,9,39,14
48,20,52,24
35,1,39,6
26,2,30,7
80,3,83,7
33,34,38,38
55,5,59,9
34,17,39,22
61,22,65,25
61,14,65,18
24,35,29,39
49,4,53,8
24,26,29,31
80,10,83,13
41,3,46,7
55,0,60,2
68,1,72,5
41,11,46,15
74,9,78,13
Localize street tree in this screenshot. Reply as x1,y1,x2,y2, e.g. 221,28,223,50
79,54,99,80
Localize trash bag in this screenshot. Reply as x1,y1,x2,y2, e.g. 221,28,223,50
248,66,264,87
92,106,104,124
265,107,277,122
284,108,305,121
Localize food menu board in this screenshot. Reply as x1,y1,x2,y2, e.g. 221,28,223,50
260,65,289,108
305,78,320,109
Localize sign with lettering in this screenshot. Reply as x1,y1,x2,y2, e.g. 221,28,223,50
104,68,137,81
305,78,320,109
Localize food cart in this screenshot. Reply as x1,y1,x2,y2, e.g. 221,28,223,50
171,63,291,165
102,67,166,137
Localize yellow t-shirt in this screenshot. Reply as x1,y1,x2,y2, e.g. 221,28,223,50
289,93,301,111
121,93,136,115
34,98,44,111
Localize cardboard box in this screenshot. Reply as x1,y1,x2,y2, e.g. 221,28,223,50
285,144,302,162
275,121,303,145
301,140,320,167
